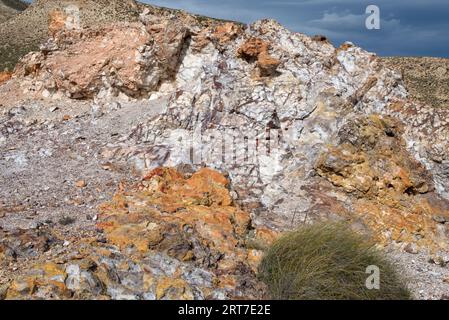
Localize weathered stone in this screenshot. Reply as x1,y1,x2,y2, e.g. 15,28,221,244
11,11,445,253
238,37,280,76
6,262,71,300
15,16,190,99
0,71,12,85
0,227,60,265
1,168,272,300
75,180,87,188
2,3,449,300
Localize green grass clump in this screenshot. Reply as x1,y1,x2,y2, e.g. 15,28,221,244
258,223,411,300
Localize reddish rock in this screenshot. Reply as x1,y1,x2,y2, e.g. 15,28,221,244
238,37,269,60
48,9,67,36
16,16,190,99
238,37,280,76
0,72,12,84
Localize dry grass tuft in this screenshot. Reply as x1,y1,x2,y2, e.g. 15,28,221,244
258,223,411,300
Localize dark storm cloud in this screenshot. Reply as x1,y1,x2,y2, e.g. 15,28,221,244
143,0,449,57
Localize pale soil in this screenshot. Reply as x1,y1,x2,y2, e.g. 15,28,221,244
387,247,449,300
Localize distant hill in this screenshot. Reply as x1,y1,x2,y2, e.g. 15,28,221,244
0,0,141,71
382,57,449,109
0,0,233,71
0,0,27,24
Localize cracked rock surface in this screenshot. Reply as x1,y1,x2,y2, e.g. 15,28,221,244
0,3,449,299
1,167,273,300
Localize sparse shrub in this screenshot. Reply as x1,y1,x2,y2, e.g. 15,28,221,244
258,222,411,300
58,216,76,226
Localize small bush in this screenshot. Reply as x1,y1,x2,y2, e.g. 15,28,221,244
258,223,411,300
58,216,76,226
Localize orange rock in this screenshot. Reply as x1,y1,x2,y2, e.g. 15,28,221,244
96,167,271,291
0,72,12,85
48,9,67,36
75,180,87,188
238,38,269,60
155,277,194,300
5,277,36,299
254,227,279,247
16,19,190,99
39,262,66,278
5,167,271,300
237,37,280,76
191,168,229,187
257,51,281,76
212,22,242,46
106,222,163,252
6,263,69,300
193,22,243,52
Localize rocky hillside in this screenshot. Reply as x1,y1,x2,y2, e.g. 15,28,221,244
0,0,140,71
0,0,27,24
0,3,448,300
0,0,236,72
382,57,449,109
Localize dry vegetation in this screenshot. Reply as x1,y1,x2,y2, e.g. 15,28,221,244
258,223,411,300
382,57,449,109
0,0,27,24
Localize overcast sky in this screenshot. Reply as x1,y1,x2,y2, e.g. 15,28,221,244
140,0,449,58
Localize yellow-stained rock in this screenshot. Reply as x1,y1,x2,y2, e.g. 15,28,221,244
156,277,194,300
2,167,275,300
5,277,36,300
316,115,448,250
